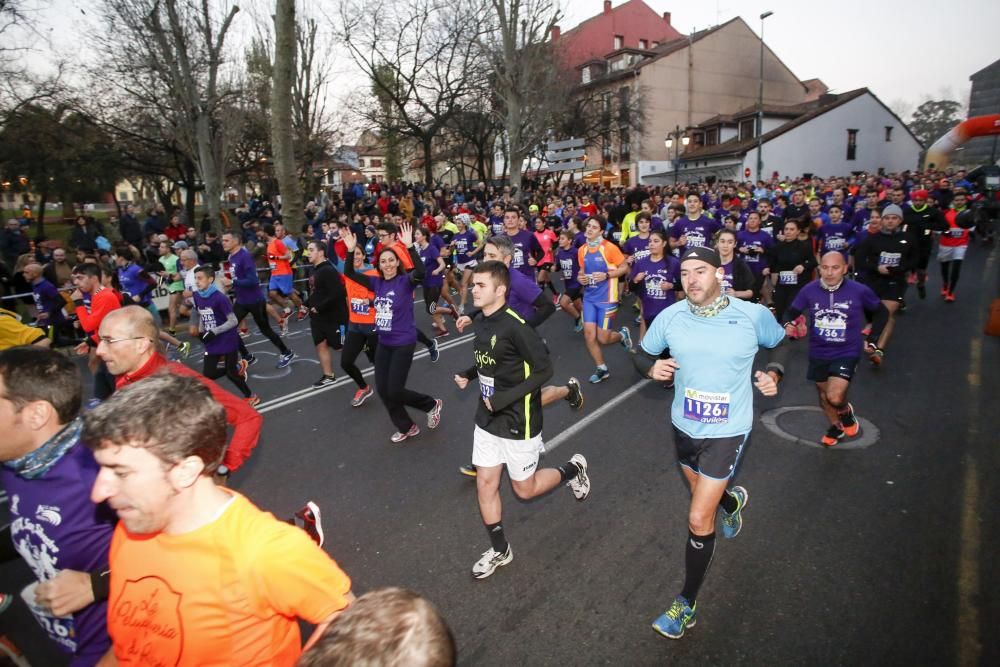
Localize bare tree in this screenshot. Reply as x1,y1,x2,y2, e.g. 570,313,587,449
270,0,303,227
336,0,489,186
477,0,564,196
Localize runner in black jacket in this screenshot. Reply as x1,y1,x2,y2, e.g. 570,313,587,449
305,240,348,387
453,261,591,580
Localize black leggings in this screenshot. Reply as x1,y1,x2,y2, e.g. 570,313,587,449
940,260,963,292
341,328,378,389
203,351,252,397
374,342,435,431
772,283,803,321
234,300,289,356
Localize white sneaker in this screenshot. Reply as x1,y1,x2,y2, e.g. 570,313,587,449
471,544,513,579
427,399,443,429
567,454,590,501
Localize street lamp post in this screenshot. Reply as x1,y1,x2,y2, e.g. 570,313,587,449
756,10,773,184
664,125,690,186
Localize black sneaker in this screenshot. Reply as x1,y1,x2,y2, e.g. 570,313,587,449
245,353,258,366
294,501,325,547
916,283,926,299
565,377,584,411
312,374,336,388
821,425,845,447
428,338,440,363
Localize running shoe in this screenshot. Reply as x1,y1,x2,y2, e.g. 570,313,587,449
589,367,610,384
861,323,872,337
916,282,927,299
428,338,440,363
351,386,374,407
652,596,697,639
427,398,443,429
821,424,845,447
283,307,292,317
552,293,560,306
294,501,325,547
245,394,261,408
239,325,251,338
459,464,477,477
945,291,956,303
721,486,748,539
236,358,249,381
940,286,949,298
434,326,449,338
619,326,633,352
471,544,513,579
245,354,258,366
566,454,590,501
867,346,883,368
178,341,191,359
839,403,860,437
906,272,917,285
566,377,584,411
390,423,420,443
312,374,336,388
573,319,584,333
277,351,295,368
278,316,289,336
297,305,309,321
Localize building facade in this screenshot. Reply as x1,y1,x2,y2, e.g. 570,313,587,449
964,58,1000,167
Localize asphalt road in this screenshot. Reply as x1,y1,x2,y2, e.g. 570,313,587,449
2,244,998,666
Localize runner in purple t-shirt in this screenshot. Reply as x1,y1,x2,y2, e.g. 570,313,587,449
782,252,888,447
0,347,117,664
415,226,452,337
343,222,443,443
502,206,542,278
555,230,583,332
670,194,721,253
192,265,257,405
629,229,680,341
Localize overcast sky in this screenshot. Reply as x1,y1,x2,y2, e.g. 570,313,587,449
23,0,1000,120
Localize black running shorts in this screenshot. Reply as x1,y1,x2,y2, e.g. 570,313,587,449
310,317,344,349
672,426,749,481
807,356,859,383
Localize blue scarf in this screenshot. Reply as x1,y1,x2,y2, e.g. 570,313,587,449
5,417,83,480
196,283,218,299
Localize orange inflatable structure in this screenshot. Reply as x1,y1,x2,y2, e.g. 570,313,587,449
924,114,1000,169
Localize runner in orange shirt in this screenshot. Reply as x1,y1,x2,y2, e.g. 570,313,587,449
259,223,305,335
85,373,354,666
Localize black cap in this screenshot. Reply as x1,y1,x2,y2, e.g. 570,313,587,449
680,246,721,268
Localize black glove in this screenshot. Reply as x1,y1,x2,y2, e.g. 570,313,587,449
200,330,217,343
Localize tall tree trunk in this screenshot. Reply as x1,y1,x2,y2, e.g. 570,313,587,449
422,136,434,188
35,192,48,239
271,0,304,231
194,112,222,231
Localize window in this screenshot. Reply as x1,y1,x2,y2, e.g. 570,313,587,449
358,158,366,167
602,130,612,165
619,127,631,162
639,39,648,49
618,86,630,124
651,41,659,47
371,159,383,168
614,35,623,50
119,192,129,201
847,129,858,160
884,126,893,142
739,118,755,141
582,66,591,84
705,128,718,146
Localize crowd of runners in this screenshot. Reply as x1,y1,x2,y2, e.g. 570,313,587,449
0,168,993,664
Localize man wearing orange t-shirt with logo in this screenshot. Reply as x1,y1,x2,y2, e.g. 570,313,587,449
259,223,306,335
84,373,354,666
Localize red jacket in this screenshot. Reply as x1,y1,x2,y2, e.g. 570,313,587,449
163,223,188,241
115,353,262,472
75,287,122,343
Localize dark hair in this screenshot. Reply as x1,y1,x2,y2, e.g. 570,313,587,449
375,221,398,235
194,265,216,279
504,206,521,215
72,263,103,279
307,240,327,256
262,223,276,237
0,347,81,424
636,211,652,223
717,228,738,243
648,229,669,244
827,204,842,213
84,373,227,473
298,588,456,667
472,260,510,295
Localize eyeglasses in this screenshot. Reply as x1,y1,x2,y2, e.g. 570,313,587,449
97,336,146,346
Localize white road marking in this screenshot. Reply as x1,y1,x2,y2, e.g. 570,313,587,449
544,379,650,452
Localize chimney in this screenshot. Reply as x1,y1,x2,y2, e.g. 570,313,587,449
663,11,671,24
604,1,612,15
551,24,560,41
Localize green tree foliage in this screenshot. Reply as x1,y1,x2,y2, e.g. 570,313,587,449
909,99,963,148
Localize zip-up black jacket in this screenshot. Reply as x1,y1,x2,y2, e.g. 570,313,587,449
854,229,916,283
460,306,553,440
307,261,348,324
902,204,947,240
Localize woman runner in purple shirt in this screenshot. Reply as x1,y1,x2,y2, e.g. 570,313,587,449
629,229,681,342
343,222,443,443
